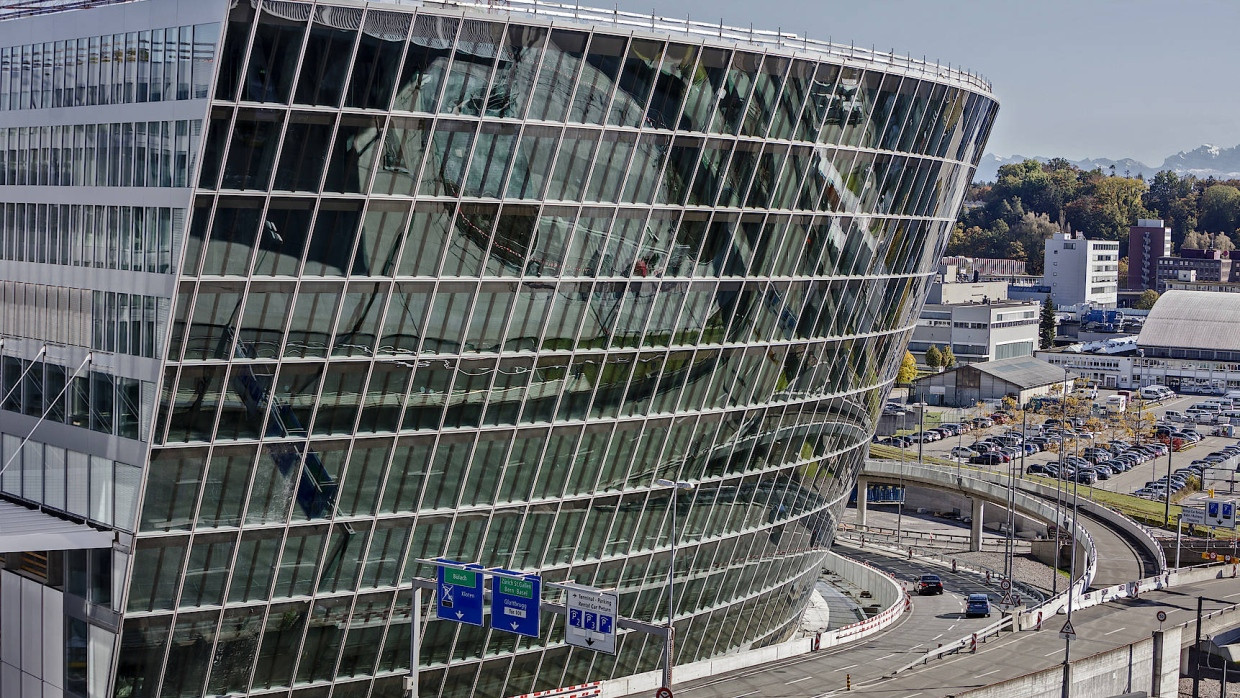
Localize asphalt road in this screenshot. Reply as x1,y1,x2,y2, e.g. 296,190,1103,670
666,546,1005,698
662,547,1240,698
828,574,1240,698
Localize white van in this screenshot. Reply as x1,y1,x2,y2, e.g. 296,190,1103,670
1139,385,1174,401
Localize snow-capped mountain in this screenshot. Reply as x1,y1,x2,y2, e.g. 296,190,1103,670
974,153,1155,183
1158,144,1240,179
974,144,1240,183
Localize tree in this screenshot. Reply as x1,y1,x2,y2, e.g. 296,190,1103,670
1144,170,1198,236
1008,211,1061,275
897,351,918,385
1039,294,1057,349
1181,230,1206,250
941,345,957,369
1213,232,1236,252
925,345,943,369
1134,289,1160,310
1200,184,1240,234
1117,258,1129,288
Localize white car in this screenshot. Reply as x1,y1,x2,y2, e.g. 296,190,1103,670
951,446,980,459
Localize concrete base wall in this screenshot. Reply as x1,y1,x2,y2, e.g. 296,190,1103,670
953,628,1179,698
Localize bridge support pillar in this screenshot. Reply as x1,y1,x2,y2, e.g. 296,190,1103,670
1150,626,1182,696
856,477,869,527
969,498,984,552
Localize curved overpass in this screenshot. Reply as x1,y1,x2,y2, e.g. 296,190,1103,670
857,460,1165,587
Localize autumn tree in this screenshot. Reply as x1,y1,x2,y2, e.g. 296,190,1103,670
941,345,957,368
925,345,943,369
897,351,918,385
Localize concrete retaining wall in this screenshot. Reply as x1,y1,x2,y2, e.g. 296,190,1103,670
599,550,906,698
822,550,902,611
953,627,1181,698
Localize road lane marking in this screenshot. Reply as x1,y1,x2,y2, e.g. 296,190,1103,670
931,633,943,641
1044,649,1060,656
733,691,760,698
948,624,957,631
876,653,896,660
976,669,1000,677
838,664,857,671
1104,627,1126,635
787,676,814,685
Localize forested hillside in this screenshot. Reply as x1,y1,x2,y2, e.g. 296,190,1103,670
952,159,1240,273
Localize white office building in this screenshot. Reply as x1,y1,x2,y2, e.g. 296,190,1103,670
1044,231,1120,308
910,300,1040,365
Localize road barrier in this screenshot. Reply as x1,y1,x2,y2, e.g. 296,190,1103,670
598,548,908,697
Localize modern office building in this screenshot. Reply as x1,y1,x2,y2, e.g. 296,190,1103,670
1043,231,1119,308
0,1,997,696
1127,218,1172,291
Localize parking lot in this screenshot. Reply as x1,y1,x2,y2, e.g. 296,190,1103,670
878,390,1240,512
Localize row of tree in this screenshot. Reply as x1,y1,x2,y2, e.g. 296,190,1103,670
950,160,1240,275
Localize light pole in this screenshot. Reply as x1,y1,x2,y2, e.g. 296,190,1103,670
1061,456,1081,698
1164,433,1174,526
655,478,695,690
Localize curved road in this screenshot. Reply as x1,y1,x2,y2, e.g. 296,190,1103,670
661,545,1004,698
656,545,1239,698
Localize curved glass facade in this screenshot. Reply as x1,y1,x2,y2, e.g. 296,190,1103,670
0,1,996,696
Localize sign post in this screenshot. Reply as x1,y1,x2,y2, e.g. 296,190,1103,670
491,570,542,639
565,585,618,654
434,559,485,626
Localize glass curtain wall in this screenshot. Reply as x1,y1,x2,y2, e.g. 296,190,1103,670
115,2,998,697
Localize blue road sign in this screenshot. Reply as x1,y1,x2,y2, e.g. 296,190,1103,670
490,570,541,639
1210,501,1220,519
435,559,484,626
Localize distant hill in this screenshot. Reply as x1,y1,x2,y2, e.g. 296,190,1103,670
974,144,1240,183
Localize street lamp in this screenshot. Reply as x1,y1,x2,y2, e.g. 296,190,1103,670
655,478,695,690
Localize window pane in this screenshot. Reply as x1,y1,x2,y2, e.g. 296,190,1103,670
294,6,361,107
345,10,410,109
274,111,334,192
245,5,308,103
393,15,457,113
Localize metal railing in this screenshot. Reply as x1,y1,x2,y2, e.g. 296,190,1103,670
419,0,994,94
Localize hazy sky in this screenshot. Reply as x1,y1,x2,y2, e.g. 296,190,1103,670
612,0,1240,165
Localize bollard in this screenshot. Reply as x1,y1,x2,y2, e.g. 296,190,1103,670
846,673,851,691
985,570,991,584
952,558,957,573
1036,611,1042,630
908,546,913,560
970,633,977,653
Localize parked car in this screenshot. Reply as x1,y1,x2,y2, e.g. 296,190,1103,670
917,574,945,595
971,452,1005,465
965,593,992,618
951,446,980,459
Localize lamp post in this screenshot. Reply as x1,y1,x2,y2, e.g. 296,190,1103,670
655,478,695,690
1164,431,1174,526
1061,450,1081,698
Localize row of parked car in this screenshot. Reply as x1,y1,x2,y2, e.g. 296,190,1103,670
1133,441,1240,500
1027,440,1172,484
